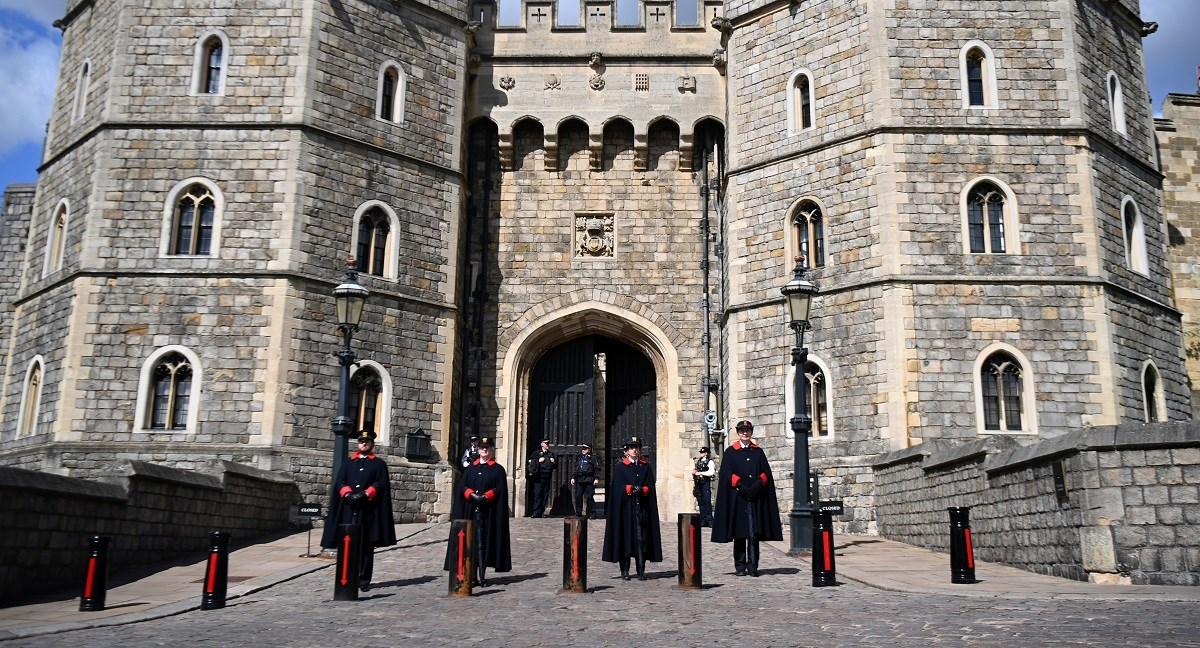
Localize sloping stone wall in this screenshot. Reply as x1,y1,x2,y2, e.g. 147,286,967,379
0,460,299,603
873,422,1200,585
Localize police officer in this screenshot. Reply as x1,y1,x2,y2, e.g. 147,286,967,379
528,439,556,518
460,435,480,470
320,431,397,591
692,446,716,527
571,444,600,518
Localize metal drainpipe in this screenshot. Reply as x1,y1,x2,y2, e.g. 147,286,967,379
700,140,714,438
471,142,495,440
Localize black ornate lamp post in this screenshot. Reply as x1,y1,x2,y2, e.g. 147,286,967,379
781,256,818,553
331,258,369,485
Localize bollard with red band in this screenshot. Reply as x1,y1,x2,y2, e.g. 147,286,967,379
79,535,111,612
447,519,474,598
201,531,232,610
677,513,703,589
562,516,588,593
811,510,837,587
334,523,362,601
949,507,977,584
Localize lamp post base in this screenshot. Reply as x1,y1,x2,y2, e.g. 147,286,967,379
789,507,813,554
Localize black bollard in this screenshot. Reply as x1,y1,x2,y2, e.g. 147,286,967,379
79,535,111,612
811,510,837,587
562,517,588,593
677,513,703,589
333,523,362,601
949,507,977,584
447,519,474,598
200,531,232,610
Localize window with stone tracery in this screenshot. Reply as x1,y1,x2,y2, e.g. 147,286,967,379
356,207,391,276
149,353,193,430
171,184,216,256
981,351,1023,431
791,199,825,269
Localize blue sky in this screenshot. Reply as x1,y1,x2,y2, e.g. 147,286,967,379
1,0,1198,191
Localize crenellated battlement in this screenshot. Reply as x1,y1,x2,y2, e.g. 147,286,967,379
470,0,724,57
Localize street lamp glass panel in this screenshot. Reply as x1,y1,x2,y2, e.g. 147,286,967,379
781,271,816,325
334,281,369,327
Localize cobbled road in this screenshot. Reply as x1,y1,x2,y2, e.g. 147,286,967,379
7,519,1199,647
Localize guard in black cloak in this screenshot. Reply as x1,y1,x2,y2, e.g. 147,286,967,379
320,430,398,591
601,436,663,580
711,420,782,576
444,436,512,586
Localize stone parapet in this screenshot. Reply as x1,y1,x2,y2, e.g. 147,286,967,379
873,421,1200,585
0,460,300,603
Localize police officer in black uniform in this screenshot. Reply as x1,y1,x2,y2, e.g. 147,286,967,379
571,444,600,518
692,446,716,527
529,439,556,518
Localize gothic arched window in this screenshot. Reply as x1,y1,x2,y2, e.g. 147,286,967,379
376,62,405,123
356,207,391,277
788,70,816,133
967,181,1007,254
202,38,224,94
981,351,1023,431
1122,198,1148,274
792,200,825,269
1107,71,1127,136
172,183,216,256
149,353,193,430
18,358,44,437
349,367,384,438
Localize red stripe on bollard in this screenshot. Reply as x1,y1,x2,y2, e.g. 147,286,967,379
340,535,352,586
964,528,975,568
83,557,96,598
205,554,218,594
823,530,832,571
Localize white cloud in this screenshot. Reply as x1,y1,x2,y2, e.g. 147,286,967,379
0,22,60,155
0,0,68,26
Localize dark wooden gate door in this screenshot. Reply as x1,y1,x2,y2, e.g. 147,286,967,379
529,337,595,514
599,338,657,497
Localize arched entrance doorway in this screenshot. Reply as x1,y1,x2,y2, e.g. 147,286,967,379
526,335,656,516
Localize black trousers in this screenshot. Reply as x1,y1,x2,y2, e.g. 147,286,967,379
733,538,760,573
574,481,597,517
360,543,376,585
531,477,553,517
695,480,713,524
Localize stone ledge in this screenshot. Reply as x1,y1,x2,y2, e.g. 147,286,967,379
986,422,1200,474
0,466,125,501
872,440,943,469
99,460,223,490
926,436,1020,472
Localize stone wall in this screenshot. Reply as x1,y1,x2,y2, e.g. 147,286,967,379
873,422,1200,585
0,460,300,603
1158,93,1200,414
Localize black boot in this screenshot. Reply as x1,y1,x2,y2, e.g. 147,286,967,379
619,558,631,581
636,559,646,581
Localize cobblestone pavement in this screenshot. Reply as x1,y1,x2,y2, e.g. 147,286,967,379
4,518,1199,648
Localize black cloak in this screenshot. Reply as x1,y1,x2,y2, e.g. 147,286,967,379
444,459,513,572
711,441,783,543
320,452,398,548
601,457,663,563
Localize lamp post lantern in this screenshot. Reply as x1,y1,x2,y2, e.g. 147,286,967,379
331,258,369,484
781,256,818,553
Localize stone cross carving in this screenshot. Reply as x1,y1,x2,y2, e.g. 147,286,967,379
651,8,666,22
532,7,547,23
590,7,605,19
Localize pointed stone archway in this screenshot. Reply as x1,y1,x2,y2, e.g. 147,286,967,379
497,300,689,519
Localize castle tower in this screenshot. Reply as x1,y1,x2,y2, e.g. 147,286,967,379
720,0,1187,530
0,0,472,518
